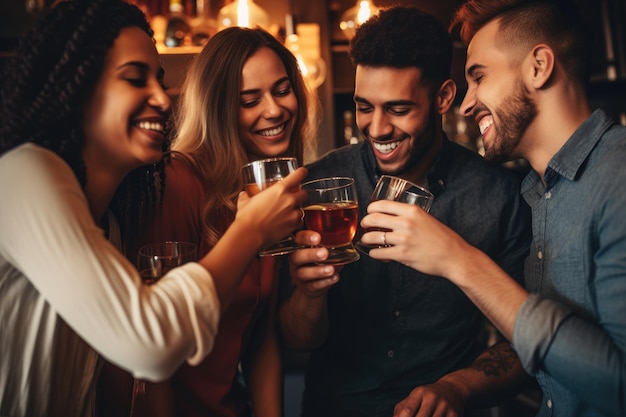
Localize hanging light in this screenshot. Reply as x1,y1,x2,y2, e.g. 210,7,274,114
285,23,327,90
217,0,269,31
286,35,327,90
339,0,378,40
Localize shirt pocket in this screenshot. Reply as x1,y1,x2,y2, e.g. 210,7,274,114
547,256,589,310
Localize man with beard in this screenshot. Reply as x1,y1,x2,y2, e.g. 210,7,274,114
278,6,534,417
358,1,626,416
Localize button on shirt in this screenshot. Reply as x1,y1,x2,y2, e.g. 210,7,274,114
513,109,626,416
290,138,532,417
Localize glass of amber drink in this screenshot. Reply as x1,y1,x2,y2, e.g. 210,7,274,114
242,157,300,256
302,177,360,265
137,241,197,285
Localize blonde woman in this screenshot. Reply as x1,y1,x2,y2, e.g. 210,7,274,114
164,26,317,417
100,27,317,417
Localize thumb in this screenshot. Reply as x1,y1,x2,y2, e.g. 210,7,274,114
280,167,308,190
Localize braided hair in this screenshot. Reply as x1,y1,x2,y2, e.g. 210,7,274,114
0,0,170,254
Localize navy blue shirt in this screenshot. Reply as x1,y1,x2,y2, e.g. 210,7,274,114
286,138,531,417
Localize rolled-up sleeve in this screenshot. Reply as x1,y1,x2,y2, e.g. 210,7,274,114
512,293,573,374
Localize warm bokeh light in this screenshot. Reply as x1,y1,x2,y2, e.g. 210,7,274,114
217,0,269,30
339,0,379,40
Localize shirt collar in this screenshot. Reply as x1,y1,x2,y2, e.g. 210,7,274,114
522,109,614,192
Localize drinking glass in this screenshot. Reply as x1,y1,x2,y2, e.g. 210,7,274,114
302,177,360,265
137,241,198,285
356,175,434,256
133,241,197,415
242,157,300,256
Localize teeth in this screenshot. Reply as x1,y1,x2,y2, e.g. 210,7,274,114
136,121,164,133
478,116,493,135
373,140,401,154
257,123,285,137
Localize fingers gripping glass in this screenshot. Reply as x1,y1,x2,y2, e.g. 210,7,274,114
356,175,434,256
302,177,360,265
242,157,301,256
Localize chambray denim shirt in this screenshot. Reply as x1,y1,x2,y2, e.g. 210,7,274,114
514,109,626,417
287,138,531,417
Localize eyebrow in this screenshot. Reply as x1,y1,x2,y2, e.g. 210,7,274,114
354,96,417,107
116,61,149,71
116,61,165,79
240,76,291,96
466,63,485,78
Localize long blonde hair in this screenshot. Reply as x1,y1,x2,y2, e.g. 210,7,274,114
173,27,317,246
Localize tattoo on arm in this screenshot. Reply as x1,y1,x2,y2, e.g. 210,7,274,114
473,342,518,377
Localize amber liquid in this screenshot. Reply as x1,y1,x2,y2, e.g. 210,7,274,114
304,202,358,247
139,269,159,285
244,179,280,195
138,258,180,285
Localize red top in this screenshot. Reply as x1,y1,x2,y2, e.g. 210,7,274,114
148,156,278,417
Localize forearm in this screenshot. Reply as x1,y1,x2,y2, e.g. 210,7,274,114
451,244,528,340
248,290,283,417
0,150,220,378
364,202,528,340
438,342,532,410
200,167,307,311
248,332,283,417
198,217,261,311
279,287,329,350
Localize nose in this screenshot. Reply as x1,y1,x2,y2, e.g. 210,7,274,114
262,95,282,119
459,86,476,117
148,83,172,114
366,109,393,140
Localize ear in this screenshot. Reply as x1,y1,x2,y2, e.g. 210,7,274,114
529,44,555,89
435,79,457,115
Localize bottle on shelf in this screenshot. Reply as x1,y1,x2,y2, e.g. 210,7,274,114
189,0,216,46
343,110,359,145
165,0,192,47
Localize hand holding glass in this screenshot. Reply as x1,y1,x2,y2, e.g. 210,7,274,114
356,175,434,256
302,177,360,265
137,241,198,285
242,157,301,256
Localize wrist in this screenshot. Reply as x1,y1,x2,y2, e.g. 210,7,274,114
448,243,489,288
295,284,328,303
435,373,471,405
230,212,266,251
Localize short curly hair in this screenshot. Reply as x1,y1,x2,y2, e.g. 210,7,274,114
349,5,453,89
0,0,169,253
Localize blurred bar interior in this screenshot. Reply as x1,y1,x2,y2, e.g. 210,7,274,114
1,0,626,415
2,0,625,165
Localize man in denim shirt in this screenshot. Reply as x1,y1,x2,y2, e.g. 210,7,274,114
278,6,533,417
361,1,626,416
